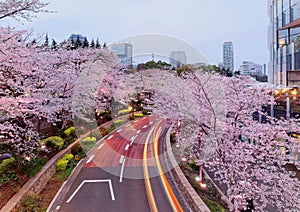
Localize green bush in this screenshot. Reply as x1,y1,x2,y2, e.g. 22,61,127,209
170,133,176,143
134,113,144,118
56,154,74,171
202,197,227,212
81,137,97,151
26,157,48,177
64,127,75,137
113,119,124,127
19,194,41,212
0,157,16,175
0,170,18,184
189,159,199,172
40,136,64,150
118,109,130,115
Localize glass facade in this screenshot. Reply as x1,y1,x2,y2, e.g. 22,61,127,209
269,0,300,86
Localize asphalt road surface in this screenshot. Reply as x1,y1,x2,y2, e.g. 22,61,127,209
51,115,187,212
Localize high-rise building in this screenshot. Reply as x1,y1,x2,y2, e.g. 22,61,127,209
169,51,187,68
268,0,300,86
109,43,133,67
223,42,234,73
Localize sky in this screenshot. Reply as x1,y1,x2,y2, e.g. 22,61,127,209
6,0,269,71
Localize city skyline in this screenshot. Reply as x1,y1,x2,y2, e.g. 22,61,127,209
3,0,269,71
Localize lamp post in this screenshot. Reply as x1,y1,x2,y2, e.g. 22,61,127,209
128,105,134,120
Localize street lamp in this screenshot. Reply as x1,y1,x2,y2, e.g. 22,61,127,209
128,105,134,120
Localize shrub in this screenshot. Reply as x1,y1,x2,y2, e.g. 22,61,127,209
19,194,41,212
170,133,176,143
0,157,16,175
71,143,83,155
202,197,227,212
56,154,74,171
99,127,109,136
134,113,144,118
26,157,48,177
118,109,130,115
189,159,199,172
81,137,97,151
113,119,124,127
64,127,75,138
40,136,64,150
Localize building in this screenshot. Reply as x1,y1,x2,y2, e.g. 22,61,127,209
268,0,300,86
169,51,187,68
239,61,263,76
109,43,133,67
223,42,234,73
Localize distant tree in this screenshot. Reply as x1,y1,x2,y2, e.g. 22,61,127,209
95,38,101,48
137,63,145,70
51,39,57,49
83,37,89,48
44,33,49,47
75,36,82,49
90,38,95,48
103,42,107,49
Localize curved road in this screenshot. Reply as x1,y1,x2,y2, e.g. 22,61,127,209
50,115,187,212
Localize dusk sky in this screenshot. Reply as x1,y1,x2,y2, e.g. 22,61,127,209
6,0,269,71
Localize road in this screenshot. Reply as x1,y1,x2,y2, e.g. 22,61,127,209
52,115,187,212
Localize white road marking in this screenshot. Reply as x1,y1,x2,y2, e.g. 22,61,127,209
117,129,122,132
119,158,126,183
86,155,95,163
137,130,141,134
108,135,114,140
130,135,136,141
97,143,105,149
125,144,130,150
126,124,130,127
119,155,125,164
149,121,153,125
143,125,148,128
66,179,115,203
55,206,60,210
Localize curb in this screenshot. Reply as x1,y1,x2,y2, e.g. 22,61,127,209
165,128,211,212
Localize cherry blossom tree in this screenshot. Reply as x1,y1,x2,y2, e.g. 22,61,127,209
119,68,300,211
0,0,48,22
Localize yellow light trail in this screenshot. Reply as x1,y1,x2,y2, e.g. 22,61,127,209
143,125,158,212
153,125,183,212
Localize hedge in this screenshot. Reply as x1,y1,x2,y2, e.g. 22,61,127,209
0,157,16,175
118,109,130,115
56,154,74,171
40,136,64,150
64,127,75,137
134,113,144,118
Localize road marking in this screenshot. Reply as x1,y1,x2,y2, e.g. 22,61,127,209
143,125,148,129
143,126,158,212
97,143,105,149
126,124,130,127
149,121,153,125
125,144,130,150
153,126,183,212
119,158,126,183
130,135,136,141
66,179,115,203
119,155,125,164
137,130,141,134
55,206,60,210
108,135,114,140
86,155,95,163
117,129,122,132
